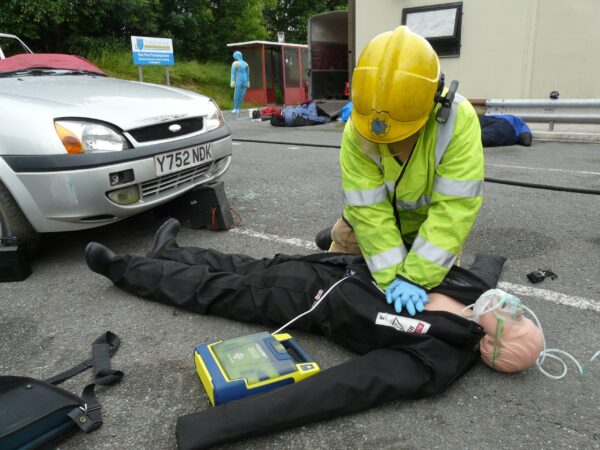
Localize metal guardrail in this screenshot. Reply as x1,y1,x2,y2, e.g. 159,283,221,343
485,99,600,130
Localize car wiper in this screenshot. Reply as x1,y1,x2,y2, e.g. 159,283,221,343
0,69,105,78
56,70,105,77
0,69,60,78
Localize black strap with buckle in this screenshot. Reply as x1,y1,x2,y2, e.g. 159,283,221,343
44,332,123,432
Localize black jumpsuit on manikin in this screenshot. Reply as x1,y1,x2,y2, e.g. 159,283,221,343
103,240,505,450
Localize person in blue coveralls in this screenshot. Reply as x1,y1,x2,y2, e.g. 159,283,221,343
230,51,250,114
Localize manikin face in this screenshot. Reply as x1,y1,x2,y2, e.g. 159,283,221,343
477,301,544,373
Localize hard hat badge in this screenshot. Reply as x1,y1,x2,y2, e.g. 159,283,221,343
370,116,389,137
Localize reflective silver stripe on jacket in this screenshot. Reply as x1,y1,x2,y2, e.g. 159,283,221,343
396,195,431,211
384,180,395,193
434,94,464,168
434,177,483,198
365,245,408,273
411,236,456,268
343,185,388,206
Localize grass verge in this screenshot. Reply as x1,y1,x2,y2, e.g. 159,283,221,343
88,50,256,111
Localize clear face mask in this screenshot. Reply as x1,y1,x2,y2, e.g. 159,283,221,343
471,289,523,322
463,289,599,379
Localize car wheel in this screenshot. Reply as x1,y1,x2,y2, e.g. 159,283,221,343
0,181,40,255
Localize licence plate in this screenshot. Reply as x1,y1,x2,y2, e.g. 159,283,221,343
154,143,213,176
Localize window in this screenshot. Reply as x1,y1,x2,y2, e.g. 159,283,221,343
301,48,309,83
402,2,463,57
284,47,300,88
0,36,31,58
241,46,263,89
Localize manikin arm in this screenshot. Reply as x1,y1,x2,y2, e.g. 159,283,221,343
176,339,479,450
425,292,473,316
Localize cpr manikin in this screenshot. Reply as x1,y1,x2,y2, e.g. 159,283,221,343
426,290,544,373
84,219,598,449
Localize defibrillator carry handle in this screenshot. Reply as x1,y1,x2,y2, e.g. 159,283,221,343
283,338,313,363
436,79,459,124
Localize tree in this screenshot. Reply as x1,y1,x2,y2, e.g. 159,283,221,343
208,0,271,60
154,0,216,59
0,0,347,60
263,0,347,44
0,0,159,54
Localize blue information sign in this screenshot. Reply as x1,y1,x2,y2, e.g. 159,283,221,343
131,36,174,66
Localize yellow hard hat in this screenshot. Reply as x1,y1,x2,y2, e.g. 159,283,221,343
351,26,441,144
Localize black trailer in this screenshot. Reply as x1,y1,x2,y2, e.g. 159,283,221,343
308,10,350,107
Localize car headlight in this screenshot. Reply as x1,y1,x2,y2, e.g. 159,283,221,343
205,100,225,132
54,120,131,154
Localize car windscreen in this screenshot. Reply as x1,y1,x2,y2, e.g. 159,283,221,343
0,37,30,58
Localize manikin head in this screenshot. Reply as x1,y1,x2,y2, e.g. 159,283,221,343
426,290,544,373
233,51,243,61
475,290,544,373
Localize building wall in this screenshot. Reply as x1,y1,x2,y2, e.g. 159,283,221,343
354,0,600,99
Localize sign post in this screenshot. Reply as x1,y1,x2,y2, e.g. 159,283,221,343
131,36,174,85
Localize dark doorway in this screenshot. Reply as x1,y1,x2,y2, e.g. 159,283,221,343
265,47,283,104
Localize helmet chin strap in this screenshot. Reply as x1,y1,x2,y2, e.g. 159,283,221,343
462,289,599,380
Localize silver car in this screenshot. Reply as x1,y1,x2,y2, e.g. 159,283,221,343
0,34,232,252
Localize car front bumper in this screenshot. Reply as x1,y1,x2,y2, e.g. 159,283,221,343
0,128,232,232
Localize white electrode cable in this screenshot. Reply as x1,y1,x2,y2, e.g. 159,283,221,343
271,276,351,335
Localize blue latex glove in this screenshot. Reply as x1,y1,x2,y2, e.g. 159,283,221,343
385,278,429,316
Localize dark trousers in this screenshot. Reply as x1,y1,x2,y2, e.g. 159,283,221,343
105,242,504,449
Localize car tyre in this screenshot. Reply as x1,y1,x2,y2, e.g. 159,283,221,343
0,181,40,255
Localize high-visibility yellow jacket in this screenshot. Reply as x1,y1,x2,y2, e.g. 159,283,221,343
340,95,484,290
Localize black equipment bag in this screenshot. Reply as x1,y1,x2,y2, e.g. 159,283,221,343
157,181,234,231
0,237,32,282
0,332,123,450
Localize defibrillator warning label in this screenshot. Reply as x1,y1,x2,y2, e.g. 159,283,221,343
375,312,431,334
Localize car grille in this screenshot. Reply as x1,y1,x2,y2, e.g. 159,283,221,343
128,118,204,143
140,163,213,198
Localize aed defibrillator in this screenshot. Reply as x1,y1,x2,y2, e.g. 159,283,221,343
194,331,320,406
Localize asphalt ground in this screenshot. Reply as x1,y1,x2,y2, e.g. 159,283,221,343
1,113,599,449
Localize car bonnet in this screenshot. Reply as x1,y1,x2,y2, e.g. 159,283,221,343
0,75,210,131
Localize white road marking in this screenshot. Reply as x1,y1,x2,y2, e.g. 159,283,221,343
230,228,318,250
487,163,600,176
230,228,600,312
232,142,242,146
498,281,600,312
287,146,300,150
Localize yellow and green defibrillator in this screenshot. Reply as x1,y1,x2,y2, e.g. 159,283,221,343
194,331,320,406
